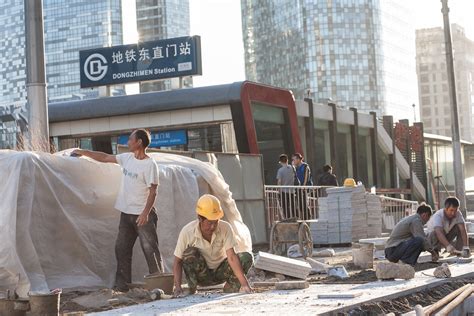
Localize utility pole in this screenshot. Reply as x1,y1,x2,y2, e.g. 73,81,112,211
304,91,315,170
25,0,49,151
441,0,467,217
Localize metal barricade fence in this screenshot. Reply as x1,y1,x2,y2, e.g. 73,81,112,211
265,186,419,232
264,185,332,228
380,195,418,233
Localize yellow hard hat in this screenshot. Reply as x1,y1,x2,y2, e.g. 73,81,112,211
343,178,357,187
196,194,224,220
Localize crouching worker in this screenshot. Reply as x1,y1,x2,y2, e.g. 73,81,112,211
172,194,253,297
385,204,435,265
427,197,470,258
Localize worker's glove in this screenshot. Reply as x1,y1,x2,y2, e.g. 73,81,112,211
446,244,457,254
462,246,471,258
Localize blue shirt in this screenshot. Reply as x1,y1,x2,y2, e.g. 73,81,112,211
295,163,311,185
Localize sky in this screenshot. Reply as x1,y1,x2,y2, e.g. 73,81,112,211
189,0,474,87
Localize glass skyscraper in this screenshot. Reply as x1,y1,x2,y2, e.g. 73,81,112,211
0,0,27,107
0,0,190,108
44,0,125,102
241,0,417,118
136,0,191,92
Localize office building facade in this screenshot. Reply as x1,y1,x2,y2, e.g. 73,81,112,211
136,0,191,92
0,0,190,108
416,24,474,142
241,0,417,118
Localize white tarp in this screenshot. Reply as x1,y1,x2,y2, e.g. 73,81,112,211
0,150,252,297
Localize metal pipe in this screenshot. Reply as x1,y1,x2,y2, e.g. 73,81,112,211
440,0,466,217
25,0,49,151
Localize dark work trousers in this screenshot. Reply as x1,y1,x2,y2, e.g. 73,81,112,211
296,190,310,220
114,210,163,290
385,236,424,266
428,224,464,251
280,191,296,218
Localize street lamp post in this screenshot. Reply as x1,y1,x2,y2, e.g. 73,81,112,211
441,0,467,217
25,0,49,151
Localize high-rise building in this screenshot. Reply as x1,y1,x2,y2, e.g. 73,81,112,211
416,24,474,142
136,0,191,92
44,0,125,102
0,0,190,108
241,0,417,118
0,0,27,107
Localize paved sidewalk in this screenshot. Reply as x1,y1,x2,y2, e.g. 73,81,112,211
90,261,474,315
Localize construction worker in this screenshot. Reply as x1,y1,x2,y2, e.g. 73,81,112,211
427,197,470,258
172,194,253,297
72,129,163,292
385,204,435,265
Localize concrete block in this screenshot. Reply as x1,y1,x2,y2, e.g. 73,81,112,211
255,252,312,279
375,261,415,280
275,281,309,290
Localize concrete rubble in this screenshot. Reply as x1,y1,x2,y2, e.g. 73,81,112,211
375,261,415,280
433,263,451,278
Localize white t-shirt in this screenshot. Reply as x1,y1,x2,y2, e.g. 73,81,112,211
426,208,465,234
114,153,159,215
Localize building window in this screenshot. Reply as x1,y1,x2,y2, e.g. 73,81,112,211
421,96,430,105
420,74,429,83
421,85,430,94
422,107,431,116
419,64,429,72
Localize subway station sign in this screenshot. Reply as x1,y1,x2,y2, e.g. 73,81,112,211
118,130,187,148
79,36,202,88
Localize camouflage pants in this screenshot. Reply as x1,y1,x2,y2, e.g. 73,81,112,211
182,247,253,292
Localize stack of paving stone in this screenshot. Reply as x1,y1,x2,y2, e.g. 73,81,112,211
254,251,312,279
366,194,383,238
310,219,328,244
310,186,383,244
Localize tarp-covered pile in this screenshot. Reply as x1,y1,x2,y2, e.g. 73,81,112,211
0,150,252,297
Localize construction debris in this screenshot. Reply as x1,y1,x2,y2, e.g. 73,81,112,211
312,249,336,257
306,257,332,274
275,281,309,290
375,261,415,280
327,266,349,279
254,252,312,279
433,263,451,278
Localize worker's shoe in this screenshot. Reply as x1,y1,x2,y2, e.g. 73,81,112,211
223,282,240,293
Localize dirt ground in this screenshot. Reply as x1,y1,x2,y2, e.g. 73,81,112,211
345,278,472,315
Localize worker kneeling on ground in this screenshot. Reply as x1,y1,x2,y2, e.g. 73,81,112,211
172,194,253,297
385,203,435,265
426,197,470,258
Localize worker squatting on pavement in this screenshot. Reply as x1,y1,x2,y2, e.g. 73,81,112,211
385,203,435,265
72,129,164,292
172,194,254,297
385,197,470,266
